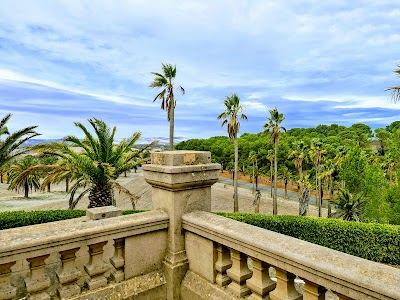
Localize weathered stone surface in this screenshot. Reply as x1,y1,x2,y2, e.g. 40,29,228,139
185,232,216,283
86,206,122,220
182,211,400,300
151,150,211,166
125,230,167,279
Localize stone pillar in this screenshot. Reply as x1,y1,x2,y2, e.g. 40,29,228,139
269,268,302,300
215,243,232,287
143,150,220,300
110,238,125,283
84,241,109,290
303,280,326,300
25,254,51,300
226,249,252,297
247,258,276,300
57,248,81,299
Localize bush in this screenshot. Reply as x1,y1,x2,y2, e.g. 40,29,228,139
0,209,146,230
217,213,400,265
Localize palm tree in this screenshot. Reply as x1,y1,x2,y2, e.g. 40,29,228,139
266,149,274,198
386,65,400,102
249,150,257,193
264,108,286,215
320,159,335,217
288,140,307,183
279,165,292,199
217,93,247,212
0,113,39,169
33,118,156,209
309,139,324,217
7,156,41,198
331,189,365,222
150,63,185,150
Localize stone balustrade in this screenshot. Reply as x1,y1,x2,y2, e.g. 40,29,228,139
0,210,169,299
182,211,400,300
1,150,399,300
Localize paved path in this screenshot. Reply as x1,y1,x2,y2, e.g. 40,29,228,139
218,177,327,207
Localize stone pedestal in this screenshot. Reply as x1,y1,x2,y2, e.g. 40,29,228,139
143,151,220,300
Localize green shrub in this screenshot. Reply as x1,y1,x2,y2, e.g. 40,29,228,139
217,213,400,265
0,209,146,230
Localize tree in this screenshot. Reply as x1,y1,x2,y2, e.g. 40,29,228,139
386,64,400,102
7,156,41,198
0,113,39,170
288,140,307,194
34,118,155,209
249,150,257,193
320,159,335,217
150,63,185,150
217,93,247,212
264,108,286,215
266,149,274,198
279,165,291,199
331,189,365,222
309,139,324,217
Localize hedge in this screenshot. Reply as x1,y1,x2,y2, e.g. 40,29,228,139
217,213,400,265
0,210,145,230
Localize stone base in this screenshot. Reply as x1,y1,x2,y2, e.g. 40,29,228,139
28,292,50,300
58,283,81,299
215,273,231,287
110,269,125,283
227,281,251,298
86,275,107,290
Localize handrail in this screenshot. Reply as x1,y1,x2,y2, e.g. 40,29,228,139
182,211,400,299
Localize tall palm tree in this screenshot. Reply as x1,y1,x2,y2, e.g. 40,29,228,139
309,139,324,217
7,156,41,198
288,140,307,182
279,165,292,200
217,93,247,212
33,118,156,209
249,150,257,193
0,113,39,169
386,65,400,102
150,63,185,150
264,108,286,215
266,149,274,198
320,159,335,217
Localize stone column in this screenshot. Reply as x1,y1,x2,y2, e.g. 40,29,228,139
143,150,220,300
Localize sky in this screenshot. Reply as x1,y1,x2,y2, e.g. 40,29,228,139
0,0,400,141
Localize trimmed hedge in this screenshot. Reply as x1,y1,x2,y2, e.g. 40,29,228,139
0,209,145,230
217,213,400,265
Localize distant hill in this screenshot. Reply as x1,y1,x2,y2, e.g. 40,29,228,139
23,136,188,147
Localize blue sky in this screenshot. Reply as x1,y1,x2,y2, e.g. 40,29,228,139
0,1,400,140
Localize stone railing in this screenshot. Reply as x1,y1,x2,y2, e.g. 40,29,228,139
1,150,399,300
182,211,400,300
0,209,169,299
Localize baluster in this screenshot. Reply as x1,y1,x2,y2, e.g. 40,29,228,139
215,243,232,286
269,267,302,300
0,261,16,300
25,254,51,300
110,238,125,283
57,247,81,299
246,258,276,300
84,241,109,290
303,279,326,300
226,249,252,297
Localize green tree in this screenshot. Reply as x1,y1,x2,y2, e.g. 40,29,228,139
249,150,257,193
288,140,307,190
0,113,39,170
7,156,41,198
264,108,286,215
279,165,291,199
338,147,368,193
320,159,335,217
217,93,247,212
150,63,185,150
34,118,155,209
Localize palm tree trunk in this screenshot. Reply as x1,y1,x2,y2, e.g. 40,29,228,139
24,181,29,198
328,177,332,218
284,179,288,199
233,138,239,212
169,99,175,150
318,169,322,217
66,178,69,193
270,163,273,198
252,161,255,194
47,182,50,192
88,184,113,208
273,142,278,215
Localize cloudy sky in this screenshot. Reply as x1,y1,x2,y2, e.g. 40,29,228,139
0,1,400,141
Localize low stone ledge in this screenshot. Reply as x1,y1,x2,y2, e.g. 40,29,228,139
182,211,400,300
0,210,169,261
86,206,122,220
